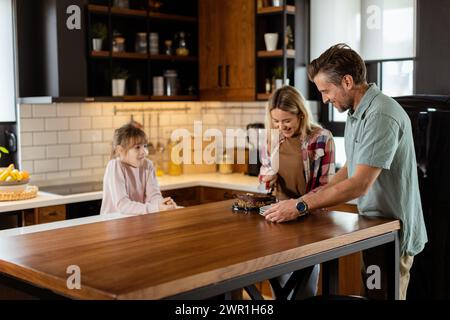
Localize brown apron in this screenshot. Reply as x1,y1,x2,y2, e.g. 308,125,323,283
276,136,306,201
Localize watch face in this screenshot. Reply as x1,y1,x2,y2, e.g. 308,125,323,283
296,201,306,212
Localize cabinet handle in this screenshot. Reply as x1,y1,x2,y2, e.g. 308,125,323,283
218,65,223,87
47,211,58,217
225,65,230,87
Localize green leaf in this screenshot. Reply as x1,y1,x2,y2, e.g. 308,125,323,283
0,146,9,154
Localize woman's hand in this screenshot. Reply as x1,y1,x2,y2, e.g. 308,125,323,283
159,197,177,211
259,174,277,191
263,199,299,223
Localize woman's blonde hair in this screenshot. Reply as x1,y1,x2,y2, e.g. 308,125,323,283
265,85,321,141
111,121,148,159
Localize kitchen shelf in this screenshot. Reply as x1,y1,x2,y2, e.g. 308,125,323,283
90,51,198,62
257,5,296,15
257,93,272,100
87,4,109,15
257,49,296,58
149,55,198,62
90,51,148,60
149,12,197,23
88,5,197,22
88,5,147,18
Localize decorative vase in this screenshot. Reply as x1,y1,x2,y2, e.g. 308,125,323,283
92,38,103,51
264,33,278,51
112,79,126,96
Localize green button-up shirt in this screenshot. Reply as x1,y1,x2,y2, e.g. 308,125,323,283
344,84,427,256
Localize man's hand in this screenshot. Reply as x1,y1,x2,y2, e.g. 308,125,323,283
263,199,299,223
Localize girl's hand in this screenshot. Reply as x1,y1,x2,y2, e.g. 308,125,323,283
159,197,177,211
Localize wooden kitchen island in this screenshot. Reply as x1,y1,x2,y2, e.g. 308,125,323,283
0,200,400,300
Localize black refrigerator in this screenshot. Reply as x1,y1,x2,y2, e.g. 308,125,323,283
394,95,450,300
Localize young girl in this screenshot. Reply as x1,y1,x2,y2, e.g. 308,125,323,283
100,121,176,215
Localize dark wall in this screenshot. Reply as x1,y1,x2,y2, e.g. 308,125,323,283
16,0,88,98
415,0,450,95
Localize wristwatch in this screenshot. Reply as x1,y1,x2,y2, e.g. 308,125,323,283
295,199,309,217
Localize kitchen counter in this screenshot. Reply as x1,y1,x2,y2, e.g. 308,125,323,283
0,173,261,214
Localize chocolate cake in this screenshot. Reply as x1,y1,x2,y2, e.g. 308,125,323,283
233,193,276,211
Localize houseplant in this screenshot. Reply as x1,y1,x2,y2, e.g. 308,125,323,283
92,23,107,51
272,66,284,90
112,67,129,96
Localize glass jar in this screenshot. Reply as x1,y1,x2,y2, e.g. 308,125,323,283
149,32,159,55
164,69,179,96
135,32,147,53
175,32,189,56
113,36,125,52
219,153,234,174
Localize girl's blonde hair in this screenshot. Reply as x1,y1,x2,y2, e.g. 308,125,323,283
111,121,148,159
265,85,321,142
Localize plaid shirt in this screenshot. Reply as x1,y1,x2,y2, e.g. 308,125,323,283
260,128,336,193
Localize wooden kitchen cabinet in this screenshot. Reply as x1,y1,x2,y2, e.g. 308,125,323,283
23,205,67,226
199,0,255,101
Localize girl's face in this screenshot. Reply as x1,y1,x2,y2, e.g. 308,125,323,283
270,109,301,138
119,143,148,168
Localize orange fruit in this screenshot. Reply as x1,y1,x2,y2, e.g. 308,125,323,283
21,171,30,180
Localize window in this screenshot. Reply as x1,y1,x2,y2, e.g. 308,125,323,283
0,0,16,122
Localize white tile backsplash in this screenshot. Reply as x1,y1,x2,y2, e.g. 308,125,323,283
33,132,58,146
81,130,102,143
92,116,113,129
34,159,58,173
21,119,44,132
46,145,70,159
70,143,92,157
57,103,81,117
59,158,81,171
21,146,46,161
32,104,56,118
70,117,91,130
58,131,81,144
45,118,69,131
82,155,103,169
20,132,33,146
19,101,269,184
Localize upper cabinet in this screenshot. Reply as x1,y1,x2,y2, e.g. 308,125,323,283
199,0,255,101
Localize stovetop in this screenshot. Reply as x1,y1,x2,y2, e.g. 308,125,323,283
39,182,103,196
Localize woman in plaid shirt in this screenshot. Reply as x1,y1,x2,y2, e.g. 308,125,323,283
259,85,336,300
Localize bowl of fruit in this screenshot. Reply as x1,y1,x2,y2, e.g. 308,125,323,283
0,164,30,192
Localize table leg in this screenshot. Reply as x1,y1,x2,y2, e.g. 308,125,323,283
387,232,400,300
322,258,339,295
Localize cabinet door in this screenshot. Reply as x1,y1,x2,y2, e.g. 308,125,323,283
199,0,225,100
222,0,255,101
199,0,255,101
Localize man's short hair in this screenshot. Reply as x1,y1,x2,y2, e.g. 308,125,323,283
308,43,367,86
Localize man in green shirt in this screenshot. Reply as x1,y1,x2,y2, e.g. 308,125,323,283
263,44,427,300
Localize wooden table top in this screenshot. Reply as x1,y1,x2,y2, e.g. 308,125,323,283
0,200,400,300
